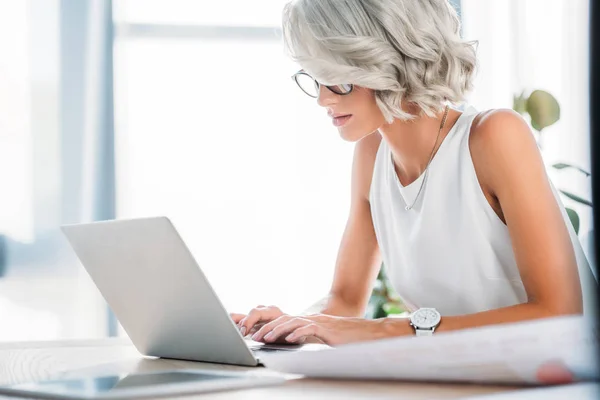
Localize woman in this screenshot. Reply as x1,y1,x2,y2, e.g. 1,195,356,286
231,0,586,345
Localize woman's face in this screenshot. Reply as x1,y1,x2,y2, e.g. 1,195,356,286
317,85,387,142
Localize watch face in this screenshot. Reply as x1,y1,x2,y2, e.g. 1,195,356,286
410,308,441,329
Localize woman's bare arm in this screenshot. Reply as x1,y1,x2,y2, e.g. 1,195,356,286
307,132,383,317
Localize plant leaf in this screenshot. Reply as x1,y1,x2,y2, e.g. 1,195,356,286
552,163,591,177
372,300,388,319
367,294,388,319
513,91,527,115
526,90,560,131
382,302,405,315
565,208,580,235
559,190,593,207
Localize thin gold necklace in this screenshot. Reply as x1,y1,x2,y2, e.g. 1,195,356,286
404,104,450,211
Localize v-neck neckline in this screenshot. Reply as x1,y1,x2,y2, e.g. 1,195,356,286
390,107,468,190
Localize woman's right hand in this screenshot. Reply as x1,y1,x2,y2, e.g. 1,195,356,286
230,305,288,339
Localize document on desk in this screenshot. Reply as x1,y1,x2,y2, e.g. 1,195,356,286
260,315,599,384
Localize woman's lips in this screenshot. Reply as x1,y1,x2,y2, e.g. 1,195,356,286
332,115,352,127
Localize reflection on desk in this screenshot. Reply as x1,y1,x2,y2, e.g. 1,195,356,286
0,338,554,399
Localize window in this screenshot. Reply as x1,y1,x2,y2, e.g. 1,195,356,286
113,1,354,316
0,0,110,341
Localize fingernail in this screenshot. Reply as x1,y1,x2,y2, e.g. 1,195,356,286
240,326,246,336
264,332,273,340
251,333,259,341
285,334,296,341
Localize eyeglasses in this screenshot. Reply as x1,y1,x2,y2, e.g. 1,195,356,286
291,70,353,98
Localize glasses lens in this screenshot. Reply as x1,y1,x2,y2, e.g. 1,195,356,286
294,73,318,98
327,83,353,95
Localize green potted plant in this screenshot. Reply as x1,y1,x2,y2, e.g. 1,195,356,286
513,89,560,149
550,163,592,235
367,267,407,319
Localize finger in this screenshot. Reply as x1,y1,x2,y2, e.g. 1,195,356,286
230,313,246,324
536,361,574,385
239,307,282,336
285,323,336,345
238,307,267,328
247,322,266,336
251,315,295,342
241,326,264,339
244,322,266,338
256,317,313,343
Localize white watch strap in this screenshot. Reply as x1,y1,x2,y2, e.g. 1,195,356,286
415,328,434,336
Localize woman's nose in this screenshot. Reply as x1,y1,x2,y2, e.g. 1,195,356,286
317,85,338,108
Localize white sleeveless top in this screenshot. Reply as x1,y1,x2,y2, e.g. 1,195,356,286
369,105,596,316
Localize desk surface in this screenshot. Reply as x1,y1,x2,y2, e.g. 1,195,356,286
0,338,532,399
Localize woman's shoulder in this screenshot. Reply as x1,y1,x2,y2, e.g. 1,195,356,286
469,108,531,145
469,107,538,166
468,107,543,196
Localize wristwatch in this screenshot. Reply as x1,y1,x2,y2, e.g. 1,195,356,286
409,308,441,336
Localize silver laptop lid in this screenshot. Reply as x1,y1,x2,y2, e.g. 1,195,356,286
61,216,258,366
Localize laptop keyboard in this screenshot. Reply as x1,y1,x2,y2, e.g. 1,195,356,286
251,347,287,353
249,345,302,353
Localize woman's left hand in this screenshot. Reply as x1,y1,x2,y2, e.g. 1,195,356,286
250,314,408,346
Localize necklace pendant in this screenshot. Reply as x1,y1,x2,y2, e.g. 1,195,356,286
405,205,411,211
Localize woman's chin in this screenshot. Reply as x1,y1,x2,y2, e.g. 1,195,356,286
338,128,375,143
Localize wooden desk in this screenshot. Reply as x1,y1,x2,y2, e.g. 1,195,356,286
0,338,526,399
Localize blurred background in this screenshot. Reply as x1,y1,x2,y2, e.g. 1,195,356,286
0,0,593,341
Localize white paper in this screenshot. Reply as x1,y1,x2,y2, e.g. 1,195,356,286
260,315,599,384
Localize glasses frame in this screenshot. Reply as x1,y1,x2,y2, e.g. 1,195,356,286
291,70,354,98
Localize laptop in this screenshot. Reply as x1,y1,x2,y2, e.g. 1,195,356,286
61,216,317,367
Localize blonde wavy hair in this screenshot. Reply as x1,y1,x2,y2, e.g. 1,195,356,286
282,0,478,122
